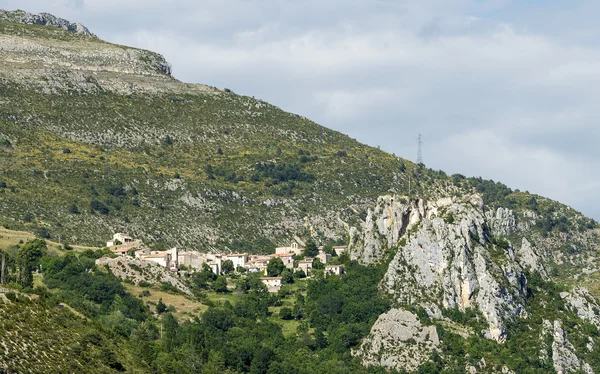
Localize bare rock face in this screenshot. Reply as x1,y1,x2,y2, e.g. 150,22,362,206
517,238,549,279
354,195,527,342
0,9,95,37
485,207,517,237
551,320,594,374
354,308,439,371
351,196,424,264
561,287,600,330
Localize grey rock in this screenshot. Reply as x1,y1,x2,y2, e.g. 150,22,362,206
354,308,439,372
0,9,96,37
357,195,527,342
552,320,594,374
561,287,600,330
517,238,549,279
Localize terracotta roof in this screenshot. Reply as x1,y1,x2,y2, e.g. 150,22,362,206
145,253,167,259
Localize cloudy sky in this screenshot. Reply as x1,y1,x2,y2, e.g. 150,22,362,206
2,0,599,219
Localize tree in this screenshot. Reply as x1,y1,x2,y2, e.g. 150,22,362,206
304,239,319,258
323,243,337,257
281,269,294,284
294,269,306,279
161,313,178,352
163,135,173,145
69,203,80,214
17,239,46,288
217,147,223,155
221,259,234,275
156,299,167,314
213,276,228,293
312,258,325,270
279,307,293,320
267,258,285,277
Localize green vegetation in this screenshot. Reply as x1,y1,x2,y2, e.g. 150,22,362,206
1,242,391,373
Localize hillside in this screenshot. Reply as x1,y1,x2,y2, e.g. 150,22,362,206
0,13,428,251
1,10,600,374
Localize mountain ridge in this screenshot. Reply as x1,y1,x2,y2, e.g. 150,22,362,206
1,11,600,373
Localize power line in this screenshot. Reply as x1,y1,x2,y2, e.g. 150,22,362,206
417,134,423,165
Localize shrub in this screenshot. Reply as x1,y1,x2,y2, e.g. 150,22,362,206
279,307,293,320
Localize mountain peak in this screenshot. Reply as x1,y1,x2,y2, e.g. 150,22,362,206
0,9,96,37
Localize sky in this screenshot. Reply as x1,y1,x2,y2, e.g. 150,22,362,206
2,0,599,219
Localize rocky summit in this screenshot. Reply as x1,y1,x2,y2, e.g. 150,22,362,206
0,9,95,37
1,10,600,374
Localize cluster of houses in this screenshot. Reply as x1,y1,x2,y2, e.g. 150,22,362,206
106,234,346,292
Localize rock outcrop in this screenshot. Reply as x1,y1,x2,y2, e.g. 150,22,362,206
96,257,191,295
561,287,600,329
551,320,594,374
354,195,527,342
0,9,95,37
354,308,439,371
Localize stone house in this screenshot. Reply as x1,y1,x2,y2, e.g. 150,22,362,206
247,255,270,272
270,253,295,269
297,258,314,275
260,277,283,292
317,251,331,264
107,233,134,247
275,242,303,255
325,265,344,276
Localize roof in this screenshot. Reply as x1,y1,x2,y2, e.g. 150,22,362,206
299,258,314,263
259,277,282,281
222,253,248,257
111,247,129,253
326,265,344,268
271,253,294,258
145,253,167,259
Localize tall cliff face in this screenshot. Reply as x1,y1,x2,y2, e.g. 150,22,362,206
351,195,600,373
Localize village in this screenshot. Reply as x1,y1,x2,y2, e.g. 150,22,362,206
105,233,347,292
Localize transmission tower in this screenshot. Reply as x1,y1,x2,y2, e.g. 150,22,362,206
417,134,423,165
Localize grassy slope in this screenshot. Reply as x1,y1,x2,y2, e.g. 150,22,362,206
0,292,136,373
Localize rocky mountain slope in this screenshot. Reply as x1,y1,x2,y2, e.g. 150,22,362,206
349,194,600,372
1,11,600,373
0,13,426,251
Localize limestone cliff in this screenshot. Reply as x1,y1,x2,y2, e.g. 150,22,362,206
352,194,600,373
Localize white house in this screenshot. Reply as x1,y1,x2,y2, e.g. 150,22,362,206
260,277,283,292
145,252,170,267
333,246,348,256
222,253,248,269
325,265,344,276
107,233,134,247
